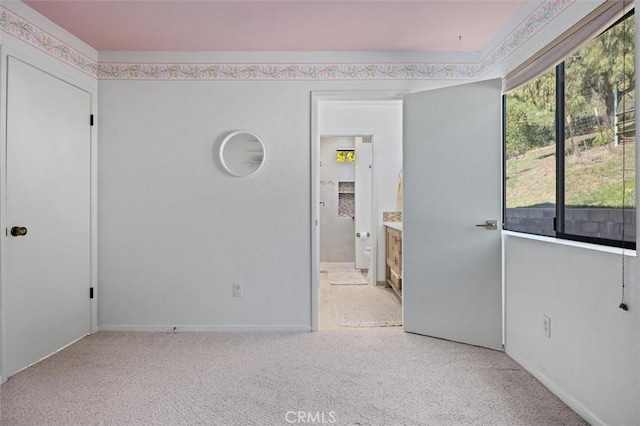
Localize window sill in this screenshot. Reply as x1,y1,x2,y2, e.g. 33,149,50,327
502,230,637,257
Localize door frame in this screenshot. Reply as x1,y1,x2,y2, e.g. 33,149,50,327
310,91,407,331
0,48,98,382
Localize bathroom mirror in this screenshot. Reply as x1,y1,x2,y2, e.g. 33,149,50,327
219,130,266,177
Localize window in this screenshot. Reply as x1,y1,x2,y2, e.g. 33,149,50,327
505,68,556,237
336,150,355,162
504,11,636,249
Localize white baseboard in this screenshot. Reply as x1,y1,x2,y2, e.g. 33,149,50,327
98,324,312,332
506,348,603,426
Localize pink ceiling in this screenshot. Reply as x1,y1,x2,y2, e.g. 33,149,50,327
24,0,527,52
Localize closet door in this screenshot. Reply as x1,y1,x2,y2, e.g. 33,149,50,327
4,57,91,376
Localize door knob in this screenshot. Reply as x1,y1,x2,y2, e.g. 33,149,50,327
10,226,27,237
475,220,498,230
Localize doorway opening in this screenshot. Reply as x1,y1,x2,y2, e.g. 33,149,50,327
312,83,503,349
311,92,406,331
318,135,400,330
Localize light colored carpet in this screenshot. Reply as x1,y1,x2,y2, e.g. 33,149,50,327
0,330,586,426
327,270,368,285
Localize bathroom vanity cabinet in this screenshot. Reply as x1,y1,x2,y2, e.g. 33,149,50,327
384,223,402,300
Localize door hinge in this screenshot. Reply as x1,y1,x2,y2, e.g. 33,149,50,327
553,217,557,231
90,115,94,126
89,287,94,299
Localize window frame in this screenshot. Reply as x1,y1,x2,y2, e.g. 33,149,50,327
503,10,636,250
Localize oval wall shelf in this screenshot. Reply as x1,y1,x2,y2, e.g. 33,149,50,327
219,130,267,177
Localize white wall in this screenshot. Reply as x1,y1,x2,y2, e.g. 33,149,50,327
320,136,356,263
318,101,403,282
504,236,639,425
99,80,308,330
98,80,444,330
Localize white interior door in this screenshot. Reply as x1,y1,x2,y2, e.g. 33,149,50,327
4,57,91,377
403,79,502,350
354,137,372,271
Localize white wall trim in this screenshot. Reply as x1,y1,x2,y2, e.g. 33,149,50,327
99,325,312,333
506,348,604,426
311,93,321,332
4,0,577,81
502,230,638,257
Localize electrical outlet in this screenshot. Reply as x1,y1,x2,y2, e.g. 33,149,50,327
232,283,242,297
543,315,551,338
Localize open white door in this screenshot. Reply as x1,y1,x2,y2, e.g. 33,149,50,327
403,79,502,350
3,57,91,377
354,137,372,271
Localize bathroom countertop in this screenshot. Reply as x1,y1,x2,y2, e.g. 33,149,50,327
383,221,402,232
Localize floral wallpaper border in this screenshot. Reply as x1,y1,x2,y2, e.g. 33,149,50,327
97,62,482,81
0,0,574,81
0,6,98,77
478,0,574,74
